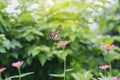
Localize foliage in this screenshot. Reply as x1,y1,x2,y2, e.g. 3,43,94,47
0,0,120,80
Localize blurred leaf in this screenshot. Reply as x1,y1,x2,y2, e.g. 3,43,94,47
49,73,64,77
26,56,32,65
71,71,93,80
0,45,6,53
11,39,22,48
117,26,120,32
0,0,7,9
26,45,35,56
3,39,11,50
66,69,73,72
11,53,18,59
32,46,41,57
38,53,46,66
105,39,114,45
9,72,34,79
26,35,34,41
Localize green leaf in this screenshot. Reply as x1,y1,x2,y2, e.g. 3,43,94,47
71,71,93,80
38,54,46,66
26,46,36,56
40,46,50,53
11,39,22,48
117,26,120,32
109,25,114,30
11,53,18,59
66,69,73,72
105,39,114,45
26,35,34,42
0,0,7,9
26,56,32,65
52,50,65,60
71,72,81,80
0,45,6,53
84,27,89,33
31,29,44,36
49,73,64,77
8,72,34,79
2,39,10,50
31,46,50,57
32,46,41,57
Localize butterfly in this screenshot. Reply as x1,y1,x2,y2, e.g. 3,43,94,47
48,24,62,41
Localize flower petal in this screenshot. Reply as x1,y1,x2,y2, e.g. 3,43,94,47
56,40,70,46
0,67,6,73
12,61,23,68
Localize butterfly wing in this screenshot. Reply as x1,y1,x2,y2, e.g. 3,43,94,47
55,24,62,34
48,32,53,40
53,24,62,40
48,24,62,41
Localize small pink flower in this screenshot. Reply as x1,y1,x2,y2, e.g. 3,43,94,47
12,61,23,68
99,65,110,70
0,67,6,73
114,76,120,80
102,44,115,51
56,40,70,46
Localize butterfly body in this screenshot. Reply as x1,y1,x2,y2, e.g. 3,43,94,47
48,24,62,41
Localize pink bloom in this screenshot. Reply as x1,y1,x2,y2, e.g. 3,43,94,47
0,67,6,73
12,61,23,68
99,65,110,70
56,40,70,46
102,44,115,51
114,76,120,80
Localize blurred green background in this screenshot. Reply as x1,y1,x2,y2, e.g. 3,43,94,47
0,0,120,80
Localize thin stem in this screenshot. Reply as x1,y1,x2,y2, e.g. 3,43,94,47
62,46,66,80
0,73,2,80
64,56,66,80
18,68,21,80
109,59,112,76
107,51,112,76
109,57,112,76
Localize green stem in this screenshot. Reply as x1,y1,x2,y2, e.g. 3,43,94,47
64,56,66,80
62,46,66,80
0,73,2,80
109,61,112,76
18,68,21,80
109,57,112,77
107,51,112,77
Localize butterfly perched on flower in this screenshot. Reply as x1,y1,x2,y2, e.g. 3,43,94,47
48,24,62,41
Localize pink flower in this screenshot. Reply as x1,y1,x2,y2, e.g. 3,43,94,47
12,61,23,68
102,44,115,51
0,67,6,73
114,76,120,80
56,40,70,46
99,65,110,70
